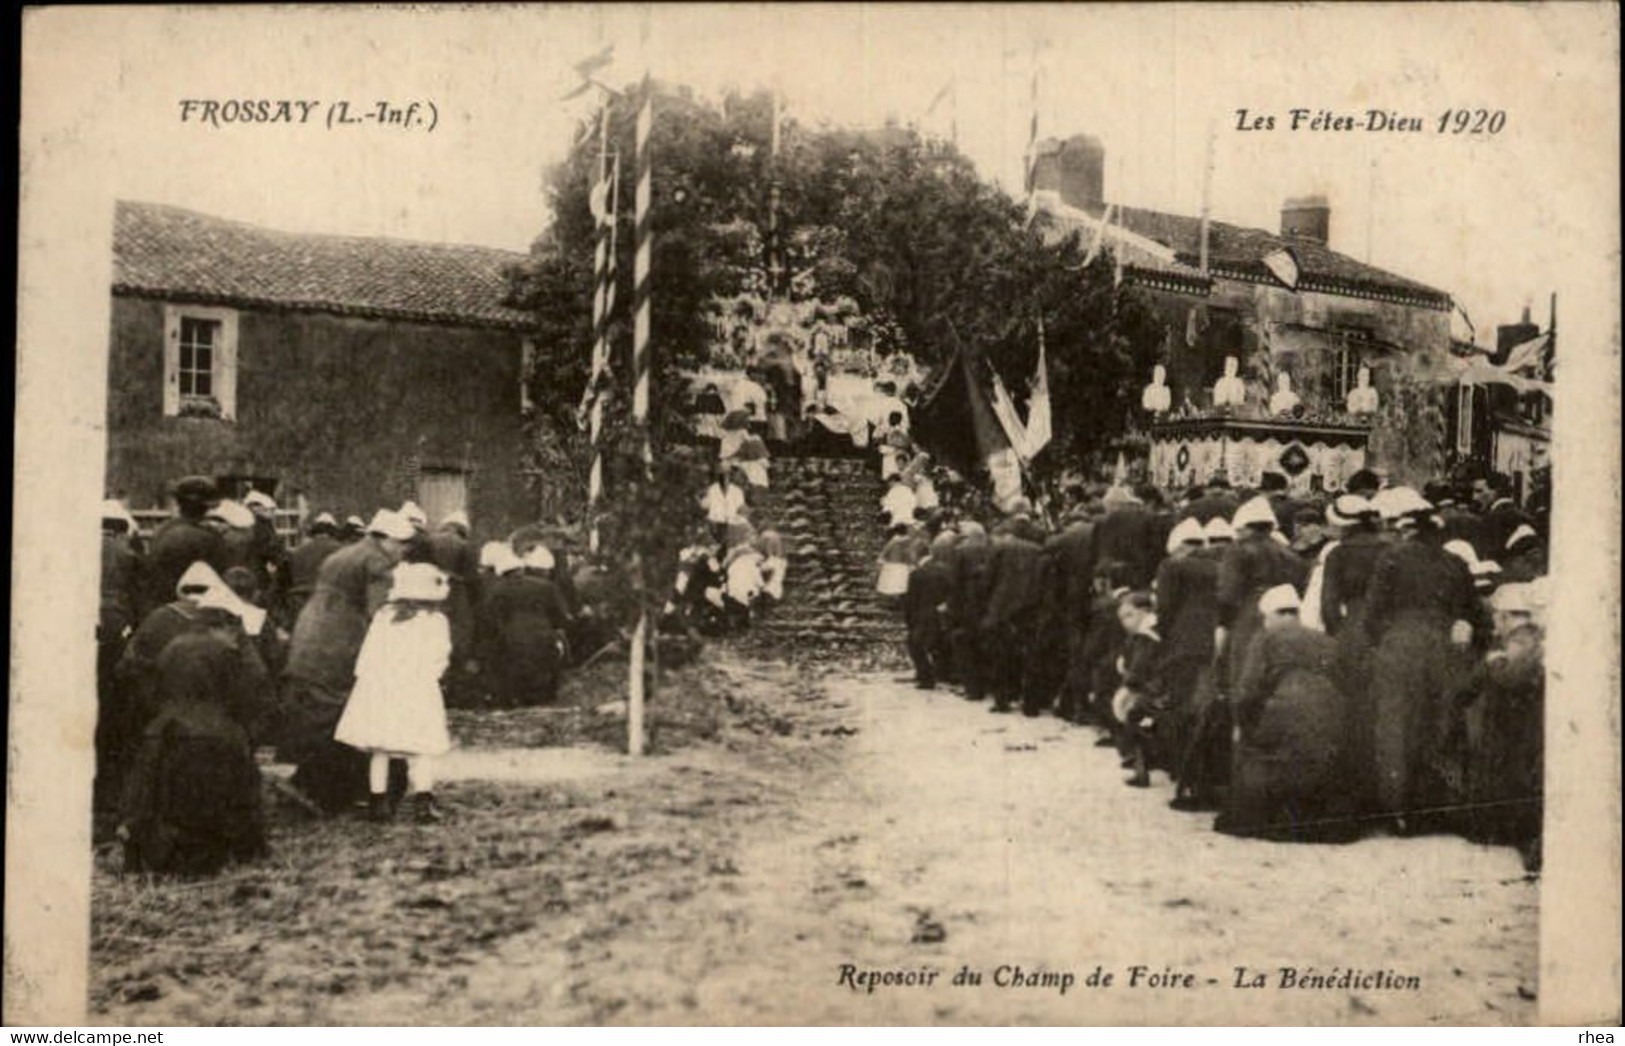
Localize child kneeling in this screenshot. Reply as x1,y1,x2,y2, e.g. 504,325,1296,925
1111,590,1168,788
336,563,453,823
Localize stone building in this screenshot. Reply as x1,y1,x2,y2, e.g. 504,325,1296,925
1031,134,1456,492
107,201,538,538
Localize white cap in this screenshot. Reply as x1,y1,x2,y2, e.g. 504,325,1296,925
1203,516,1235,543
243,490,278,512
100,499,137,530
206,499,255,529
522,545,556,571
1257,583,1302,616
479,541,510,569
310,511,338,528
1372,486,1432,521
399,501,429,530
1326,494,1377,527
1472,558,1502,578
366,509,415,541
1443,540,1480,567
1232,496,1277,530
345,515,366,530
175,561,229,598
388,562,449,602
442,510,471,532
1165,517,1206,553
1505,524,1539,551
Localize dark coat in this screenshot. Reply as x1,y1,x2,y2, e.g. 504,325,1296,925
285,533,343,618
1225,622,1352,840
1180,493,1239,526
1362,535,1486,818
1155,551,1219,666
144,516,227,613
1318,528,1386,637
428,528,479,657
120,616,274,875
479,571,572,706
982,532,1044,631
101,533,143,640
1479,501,1532,562
1438,507,1486,556
1092,505,1161,589
949,541,996,636
284,536,398,692
904,556,955,638
1216,532,1307,695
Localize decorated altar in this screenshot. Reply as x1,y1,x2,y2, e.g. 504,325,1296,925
1148,413,1372,495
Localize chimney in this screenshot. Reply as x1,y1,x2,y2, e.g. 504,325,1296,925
1030,134,1105,211
1494,306,1541,365
1280,194,1330,245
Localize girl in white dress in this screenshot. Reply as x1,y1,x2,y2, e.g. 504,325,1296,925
335,562,453,822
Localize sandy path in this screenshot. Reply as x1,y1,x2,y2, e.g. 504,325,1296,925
488,671,1538,1026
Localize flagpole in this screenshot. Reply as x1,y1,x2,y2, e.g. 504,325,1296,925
588,101,612,555
627,16,654,758
950,76,958,148
1199,120,1215,277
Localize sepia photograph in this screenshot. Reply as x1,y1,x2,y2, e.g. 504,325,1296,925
10,2,1621,1029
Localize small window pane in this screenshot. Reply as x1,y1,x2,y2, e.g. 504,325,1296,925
195,347,212,371
194,372,212,396
179,341,194,371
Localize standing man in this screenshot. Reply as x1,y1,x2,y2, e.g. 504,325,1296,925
284,512,343,626
279,509,412,813
144,476,228,615
242,490,291,617
981,503,1049,715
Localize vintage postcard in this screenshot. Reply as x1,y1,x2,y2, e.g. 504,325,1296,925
10,2,1620,1028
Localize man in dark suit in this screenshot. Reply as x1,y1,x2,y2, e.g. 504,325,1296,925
143,476,227,616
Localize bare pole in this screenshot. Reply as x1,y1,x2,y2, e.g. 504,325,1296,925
1198,120,1216,277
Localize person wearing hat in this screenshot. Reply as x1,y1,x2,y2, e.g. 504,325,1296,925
902,530,958,690
1499,523,1546,583
144,476,229,613
1111,590,1167,788
1453,580,1547,870
340,514,367,544
285,513,344,627
477,544,574,708
981,511,1051,715
1093,483,1160,590
240,490,291,612
1044,497,1102,719
1152,518,1218,799
1215,584,1355,843
119,573,276,874
1215,496,1308,708
1344,469,1382,500
331,563,454,823
1434,483,1486,554
1473,474,1532,563
396,501,435,564
1168,515,1235,810
427,511,480,690
117,562,245,730
279,509,415,813
97,499,146,811
1361,489,1490,832
947,520,997,703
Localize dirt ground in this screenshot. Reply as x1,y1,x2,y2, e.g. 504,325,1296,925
89,649,1538,1026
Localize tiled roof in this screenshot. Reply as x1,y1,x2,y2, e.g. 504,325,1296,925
1040,198,1451,310
113,201,536,330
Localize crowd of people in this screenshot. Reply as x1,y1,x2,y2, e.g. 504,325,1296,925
881,467,1549,869
98,477,613,874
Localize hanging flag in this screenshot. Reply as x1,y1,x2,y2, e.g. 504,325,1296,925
1082,202,1117,268
1261,247,1300,290
1025,320,1053,455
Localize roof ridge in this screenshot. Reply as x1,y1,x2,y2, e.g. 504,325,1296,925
115,199,530,260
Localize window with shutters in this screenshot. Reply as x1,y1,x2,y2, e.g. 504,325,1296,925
163,304,239,419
